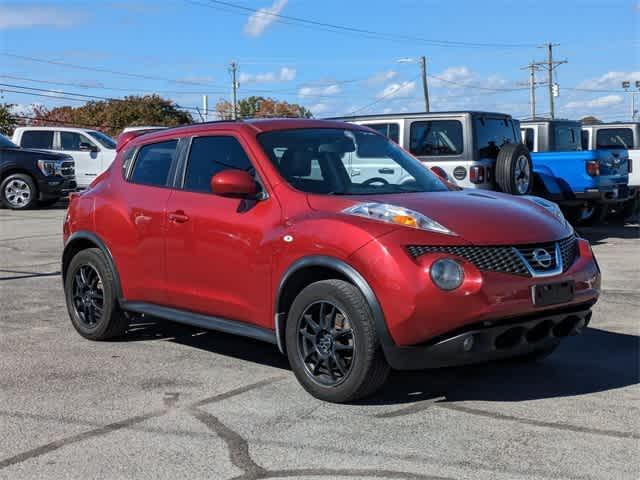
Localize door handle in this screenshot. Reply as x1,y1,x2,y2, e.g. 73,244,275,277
378,168,395,174
168,211,190,223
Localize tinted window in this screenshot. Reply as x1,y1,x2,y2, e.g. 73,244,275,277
362,123,400,143
596,128,634,149
522,128,535,151
184,136,252,193
129,140,177,187
20,130,54,149
60,131,95,151
410,120,463,156
552,125,581,151
87,131,116,149
258,128,448,195
581,130,590,150
475,117,517,159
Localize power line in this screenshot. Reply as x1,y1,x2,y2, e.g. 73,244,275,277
345,75,422,116
185,0,538,49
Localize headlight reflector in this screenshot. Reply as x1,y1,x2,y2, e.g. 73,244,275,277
430,259,464,291
343,202,456,235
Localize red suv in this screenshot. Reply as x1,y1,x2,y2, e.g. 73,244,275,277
62,119,600,402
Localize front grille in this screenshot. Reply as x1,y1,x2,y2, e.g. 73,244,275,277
407,235,577,278
60,161,75,178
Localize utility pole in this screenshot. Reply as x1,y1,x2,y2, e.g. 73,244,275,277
622,81,640,121
229,61,239,120
538,43,567,119
420,56,430,113
519,62,545,119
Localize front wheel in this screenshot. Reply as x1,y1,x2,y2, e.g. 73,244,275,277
1,173,38,210
285,279,390,403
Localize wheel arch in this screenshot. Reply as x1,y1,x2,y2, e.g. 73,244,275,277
274,256,393,355
62,231,123,301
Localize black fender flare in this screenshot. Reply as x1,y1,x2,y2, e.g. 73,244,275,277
62,231,123,301
274,255,395,354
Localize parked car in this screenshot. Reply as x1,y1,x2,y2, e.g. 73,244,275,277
332,112,532,195
62,119,600,402
581,122,638,219
0,133,76,209
12,126,116,189
521,119,631,224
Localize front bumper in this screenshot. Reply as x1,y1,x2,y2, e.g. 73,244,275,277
383,302,593,370
37,176,78,200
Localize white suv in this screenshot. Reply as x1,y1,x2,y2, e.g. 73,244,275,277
13,127,116,188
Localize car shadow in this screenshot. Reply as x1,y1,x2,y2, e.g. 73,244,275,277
123,318,638,404
576,220,639,245
363,327,639,405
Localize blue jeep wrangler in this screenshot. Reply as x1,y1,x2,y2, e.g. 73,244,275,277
520,119,631,224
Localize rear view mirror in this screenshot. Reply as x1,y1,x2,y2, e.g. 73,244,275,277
79,142,98,152
210,170,258,198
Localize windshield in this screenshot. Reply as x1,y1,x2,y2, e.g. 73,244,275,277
474,117,518,159
87,131,116,149
0,134,18,148
258,128,449,195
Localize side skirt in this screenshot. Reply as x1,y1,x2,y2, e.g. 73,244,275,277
121,302,277,345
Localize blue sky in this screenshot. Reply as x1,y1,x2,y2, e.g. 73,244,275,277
1,0,638,123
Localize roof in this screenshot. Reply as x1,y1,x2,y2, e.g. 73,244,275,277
123,118,371,149
14,126,99,133
329,111,513,121
520,119,581,126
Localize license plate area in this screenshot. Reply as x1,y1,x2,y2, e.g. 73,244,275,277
532,281,575,307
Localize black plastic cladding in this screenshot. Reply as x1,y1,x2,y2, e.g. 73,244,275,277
406,235,578,277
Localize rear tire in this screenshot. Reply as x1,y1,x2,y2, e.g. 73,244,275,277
64,248,128,340
495,143,533,195
286,279,390,403
1,173,38,210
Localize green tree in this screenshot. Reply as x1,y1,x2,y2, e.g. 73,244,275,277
32,95,192,137
215,96,313,120
0,103,17,136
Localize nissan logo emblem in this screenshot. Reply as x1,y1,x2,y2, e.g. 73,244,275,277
532,248,553,268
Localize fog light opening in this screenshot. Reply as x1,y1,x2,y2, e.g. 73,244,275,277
495,327,525,350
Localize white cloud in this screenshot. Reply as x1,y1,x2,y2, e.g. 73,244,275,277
565,95,624,109
239,67,296,84
244,0,288,37
308,103,331,115
376,81,416,99
0,5,86,29
577,71,640,90
367,70,397,86
298,83,342,98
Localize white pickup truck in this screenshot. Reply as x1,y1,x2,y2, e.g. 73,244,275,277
581,122,638,218
13,126,116,189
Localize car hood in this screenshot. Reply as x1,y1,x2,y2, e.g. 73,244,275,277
2,147,72,161
307,190,572,245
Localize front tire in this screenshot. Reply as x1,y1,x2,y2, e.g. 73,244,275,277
64,248,128,340
1,173,38,210
285,279,390,403
495,144,533,195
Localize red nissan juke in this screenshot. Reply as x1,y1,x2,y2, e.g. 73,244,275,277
62,119,601,402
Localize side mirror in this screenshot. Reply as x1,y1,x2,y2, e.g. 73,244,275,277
210,169,258,198
79,142,98,152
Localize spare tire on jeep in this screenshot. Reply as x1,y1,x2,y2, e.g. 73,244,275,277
495,143,533,195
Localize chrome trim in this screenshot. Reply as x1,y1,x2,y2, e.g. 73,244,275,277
512,242,563,278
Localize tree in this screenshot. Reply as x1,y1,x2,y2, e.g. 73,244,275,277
0,103,17,136
31,95,192,137
581,116,602,125
215,96,313,120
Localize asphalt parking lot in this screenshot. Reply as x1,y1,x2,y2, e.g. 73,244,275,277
0,205,638,480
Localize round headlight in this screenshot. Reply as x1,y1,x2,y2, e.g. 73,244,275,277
430,259,464,291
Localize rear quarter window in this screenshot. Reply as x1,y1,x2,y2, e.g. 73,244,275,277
596,128,634,149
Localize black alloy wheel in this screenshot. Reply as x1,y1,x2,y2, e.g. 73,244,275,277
297,301,355,386
71,264,105,328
